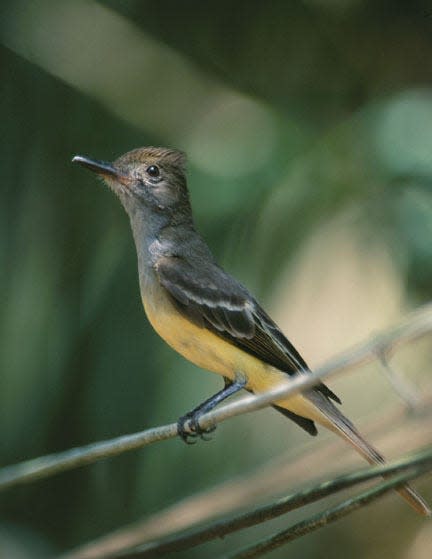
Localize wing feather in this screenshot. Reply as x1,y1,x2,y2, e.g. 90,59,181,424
156,256,340,403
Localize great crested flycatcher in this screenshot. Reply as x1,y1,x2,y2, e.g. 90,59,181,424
73,147,430,516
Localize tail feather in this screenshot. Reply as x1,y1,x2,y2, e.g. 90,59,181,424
321,404,431,516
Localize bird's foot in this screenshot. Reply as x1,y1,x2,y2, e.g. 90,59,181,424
177,412,217,444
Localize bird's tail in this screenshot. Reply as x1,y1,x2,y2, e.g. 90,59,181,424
315,398,430,516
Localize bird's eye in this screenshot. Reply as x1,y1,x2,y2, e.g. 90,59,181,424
146,165,160,178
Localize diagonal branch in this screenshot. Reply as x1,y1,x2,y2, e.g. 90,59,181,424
59,407,432,559
107,447,432,559
0,304,431,493
0,422,178,492
225,465,432,559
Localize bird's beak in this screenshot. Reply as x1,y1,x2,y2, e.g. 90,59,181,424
72,155,119,178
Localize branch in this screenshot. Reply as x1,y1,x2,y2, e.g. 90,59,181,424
226,465,431,559
1,304,431,493
60,404,432,559
0,423,178,492
108,447,432,559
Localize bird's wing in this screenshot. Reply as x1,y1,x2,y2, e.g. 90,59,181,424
155,256,340,404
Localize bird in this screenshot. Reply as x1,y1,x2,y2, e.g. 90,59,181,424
73,146,430,516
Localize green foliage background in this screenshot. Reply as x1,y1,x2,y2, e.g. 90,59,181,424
1,1,431,557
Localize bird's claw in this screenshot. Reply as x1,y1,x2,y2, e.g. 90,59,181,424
177,412,216,444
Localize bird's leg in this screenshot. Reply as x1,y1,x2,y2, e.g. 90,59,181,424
178,374,247,443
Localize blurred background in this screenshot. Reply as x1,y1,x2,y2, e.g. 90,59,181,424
1,1,432,557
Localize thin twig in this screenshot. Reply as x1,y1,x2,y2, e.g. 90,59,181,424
377,351,422,409
0,423,178,492
112,447,432,559
1,305,431,493
225,466,432,559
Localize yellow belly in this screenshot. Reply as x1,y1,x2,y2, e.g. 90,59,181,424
142,282,329,426
142,282,267,382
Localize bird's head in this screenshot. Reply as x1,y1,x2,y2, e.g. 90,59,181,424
73,147,191,220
